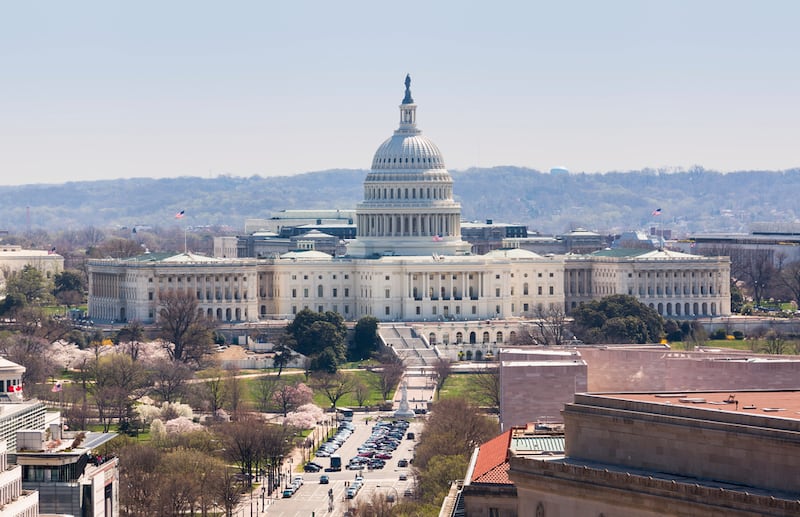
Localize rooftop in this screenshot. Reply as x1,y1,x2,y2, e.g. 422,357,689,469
601,390,800,422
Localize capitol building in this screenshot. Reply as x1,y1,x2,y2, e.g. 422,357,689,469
87,77,730,325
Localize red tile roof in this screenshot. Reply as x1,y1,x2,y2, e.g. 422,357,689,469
471,429,513,485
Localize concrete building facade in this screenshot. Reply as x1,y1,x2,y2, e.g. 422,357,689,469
87,77,731,325
509,391,800,516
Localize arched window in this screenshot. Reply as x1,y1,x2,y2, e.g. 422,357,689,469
429,333,437,345
496,331,503,343
483,331,490,343
469,331,476,344
456,332,463,343
523,283,529,295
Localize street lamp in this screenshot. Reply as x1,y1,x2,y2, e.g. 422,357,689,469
376,485,400,504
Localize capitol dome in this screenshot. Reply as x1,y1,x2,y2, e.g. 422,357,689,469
347,75,471,259
371,134,445,170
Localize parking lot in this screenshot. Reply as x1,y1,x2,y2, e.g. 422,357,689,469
263,411,423,516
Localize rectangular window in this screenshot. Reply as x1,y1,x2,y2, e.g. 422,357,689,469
332,288,338,297
318,305,324,313
292,306,297,315
432,307,437,315
148,292,154,300
385,289,390,298
416,306,421,315
523,303,529,311
385,306,390,315
344,274,349,279
549,286,554,295
344,305,349,314
495,274,500,279
303,288,309,298
303,275,309,280
472,305,477,314
385,275,390,280
538,286,543,295
495,288,500,297
344,288,350,297
292,288,297,298
455,306,461,314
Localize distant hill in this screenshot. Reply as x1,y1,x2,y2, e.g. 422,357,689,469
1,167,798,235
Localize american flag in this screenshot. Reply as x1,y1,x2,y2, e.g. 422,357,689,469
432,235,443,242
175,210,185,219
651,208,662,216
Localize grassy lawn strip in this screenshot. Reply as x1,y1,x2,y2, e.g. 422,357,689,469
438,372,493,406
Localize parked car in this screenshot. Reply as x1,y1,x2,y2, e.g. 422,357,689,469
398,459,409,467
283,488,294,498
399,473,408,480
320,475,330,484
304,463,321,472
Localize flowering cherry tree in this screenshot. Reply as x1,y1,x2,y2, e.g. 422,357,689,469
272,382,313,416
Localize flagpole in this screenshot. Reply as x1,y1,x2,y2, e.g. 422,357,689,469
184,227,188,254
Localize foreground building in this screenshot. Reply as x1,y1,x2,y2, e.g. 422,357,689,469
0,357,119,517
509,391,800,516
87,77,730,324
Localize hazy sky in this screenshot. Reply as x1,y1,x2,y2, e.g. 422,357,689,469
1,1,798,185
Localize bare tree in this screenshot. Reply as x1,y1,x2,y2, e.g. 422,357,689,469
532,305,570,346
92,353,147,432
217,417,262,487
0,334,56,387
760,330,793,355
118,444,162,517
148,360,193,403
201,368,227,419
254,375,281,412
472,366,501,408
115,320,145,361
778,260,800,306
225,365,245,417
353,380,370,409
311,371,355,410
213,469,244,517
373,359,404,402
158,290,215,364
431,357,452,397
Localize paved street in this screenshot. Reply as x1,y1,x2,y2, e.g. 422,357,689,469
241,411,424,516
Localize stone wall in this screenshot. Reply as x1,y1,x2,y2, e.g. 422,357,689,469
563,394,800,494
500,360,587,429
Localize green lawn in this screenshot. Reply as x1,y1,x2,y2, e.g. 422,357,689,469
438,373,493,406
310,369,385,409
224,368,387,412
